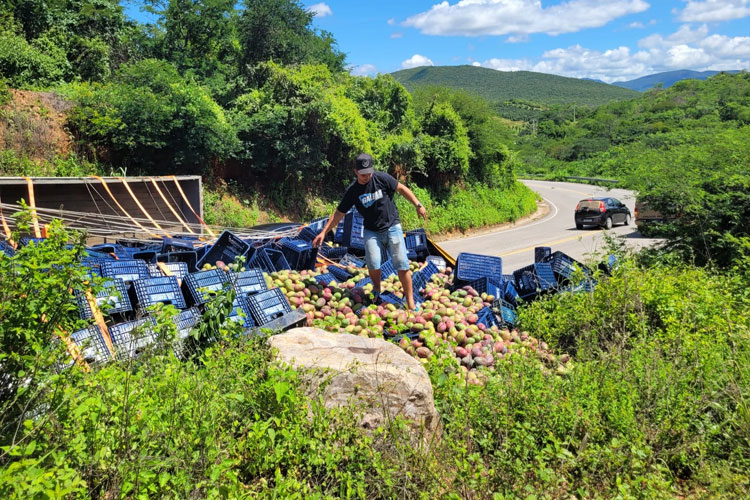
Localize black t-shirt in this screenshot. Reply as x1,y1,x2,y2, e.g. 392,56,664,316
337,171,400,232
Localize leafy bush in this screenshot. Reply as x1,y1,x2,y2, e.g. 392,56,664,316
0,28,70,88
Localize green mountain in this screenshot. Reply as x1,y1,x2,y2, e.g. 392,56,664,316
612,69,743,91
390,65,639,120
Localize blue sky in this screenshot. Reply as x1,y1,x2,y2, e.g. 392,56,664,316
126,0,750,83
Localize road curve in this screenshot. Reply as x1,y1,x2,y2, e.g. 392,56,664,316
438,180,660,272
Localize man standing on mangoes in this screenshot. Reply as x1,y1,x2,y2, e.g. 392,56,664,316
312,153,428,310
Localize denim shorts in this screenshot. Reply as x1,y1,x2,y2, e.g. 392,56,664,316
363,223,410,272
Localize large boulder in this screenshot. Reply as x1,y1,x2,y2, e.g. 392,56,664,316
268,327,440,439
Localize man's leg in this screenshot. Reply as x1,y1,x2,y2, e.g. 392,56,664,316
387,224,416,310
363,228,384,297
369,268,382,295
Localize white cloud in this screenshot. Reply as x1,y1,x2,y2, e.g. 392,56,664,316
390,32,404,39
471,25,750,82
403,0,650,37
401,54,435,69
308,2,332,18
628,21,645,28
351,64,378,76
678,0,750,23
388,18,397,26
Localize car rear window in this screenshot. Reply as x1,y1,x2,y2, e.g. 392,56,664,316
578,200,601,210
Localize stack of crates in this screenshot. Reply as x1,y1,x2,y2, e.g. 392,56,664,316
405,228,428,260
197,230,250,269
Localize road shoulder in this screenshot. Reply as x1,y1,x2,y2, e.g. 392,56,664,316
432,200,552,242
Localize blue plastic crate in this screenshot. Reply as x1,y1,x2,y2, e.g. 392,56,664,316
355,277,373,289
163,250,198,273
405,228,428,253
319,245,348,260
426,256,446,273
89,243,117,254
1,240,16,256
342,211,365,250
504,279,519,306
101,259,150,283
80,257,109,277
230,268,268,298
465,277,504,300
108,318,157,358
534,246,552,263
131,250,156,263
69,325,111,364
512,262,557,300
543,251,590,283
380,259,396,279
412,271,427,293
173,307,202,339
280,238,316,270
476,306,496,329
455,252,503,282
197,230,251,269
252,247,290,273
564,278,597,294
246,288,292,326
419,261,440,282
19,236,47,246
298,226,318,243
75,278,132,319
182,269,231,306
340,254,365,268
132,276,187,310
161,237,195,253
227,296,255,328
315,272,336,286
327,265,352,282
148,261,189,280
534,262,557,291
379,291,405,308
492,298,518,328
308,217,329,233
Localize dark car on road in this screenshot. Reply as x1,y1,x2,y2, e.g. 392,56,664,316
575,197,631,230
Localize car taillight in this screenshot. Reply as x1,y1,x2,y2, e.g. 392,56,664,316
634,206,639,217
599,201,606,213
575,203,580,211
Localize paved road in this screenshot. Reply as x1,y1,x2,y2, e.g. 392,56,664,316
437,180,662,272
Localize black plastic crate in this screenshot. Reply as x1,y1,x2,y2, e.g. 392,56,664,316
491,298,518,328
280,238,316,270
101,259,150,283
69,325,111,364
513,262,557,300
455,252,503,282
75,278,132,319
250,308,306,334
148,261,189,280
182,269,231,306
89,243,117,254
132,276,187,310
319,245,348,260
465,277,504,300
341,211,365,250
161,237,195,253
298,226,318,242
534,246,552,263
230,268,268,298
227,296,255,328
196,230,251,269
327,265,353,282
246,288,292,326
340,253,365,268
108,318,157,358
248,247,290,273
543,251,591,284
165,250,198,273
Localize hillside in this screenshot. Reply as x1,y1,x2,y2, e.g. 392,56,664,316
612,69,742,91
391,65,639,119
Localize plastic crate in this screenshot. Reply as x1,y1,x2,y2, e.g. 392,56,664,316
411,271,427,293
405,228,428,253
148,261,189,280
171,307,202,358
230,268,268,298
455,252,503,282
327,265,353,282
534,262,557,291
512,262,557,300
315,272,336,286
379,259,396,279
563,278,597,294
543,251,590,284
131,250,156,263
1,240,16,257
465,277,504,301
161,237,195,253
504,279,519,306
250,308,306,334
319,245,348,260
75,278,132,319
340,254,365,268
246,288,292,326
476,306,496,329
378,291,406,308
534,246,552,263
80,257,109,277
227,296,255,328
182,269,231,306
298,226,318,243
308,217,329,233
69,325,111,364
491,298,518,328
132,276,187,310
196,230,251,269
419,261,440,282
341,211,365,250
108,318,157,358
248,247,290,273
164,251,198,273
355,277,373,289
426,256,446,273
101,259,150,283
89,243,117,254
280,238,316,270
19,236,47,246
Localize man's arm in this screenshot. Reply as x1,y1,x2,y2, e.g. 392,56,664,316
396,183,427,221
312,210,346,247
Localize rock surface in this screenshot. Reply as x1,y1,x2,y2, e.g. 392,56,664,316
268,327,440,438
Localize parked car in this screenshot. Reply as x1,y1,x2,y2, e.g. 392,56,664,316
574,197,631,230
634,198,679,235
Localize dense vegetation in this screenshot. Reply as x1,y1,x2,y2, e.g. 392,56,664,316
0,0,536,228
391,65,639,121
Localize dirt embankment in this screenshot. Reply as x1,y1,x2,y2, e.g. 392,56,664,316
0,89,74,163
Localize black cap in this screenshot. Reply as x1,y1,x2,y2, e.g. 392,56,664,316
354,153,375,174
